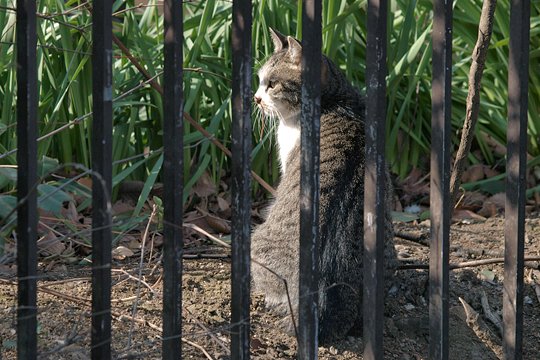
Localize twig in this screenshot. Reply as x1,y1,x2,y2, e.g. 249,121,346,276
184,307,230,355
249,257,299,340
181,338,215,360
450,0,497,207
459,296,483,330
183,253,230,259
452,245,539,269
111,269,156,295
398,255,540,270
184,223,231,249
480,289,503,336
127,204,158,348
41,287,89,305
451,256,540,269
458,297,501,349
116,313,215,360
40,277,92,287
150,254,164,279
395,231,429,246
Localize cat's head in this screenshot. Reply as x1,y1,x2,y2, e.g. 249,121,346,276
253,28,329,124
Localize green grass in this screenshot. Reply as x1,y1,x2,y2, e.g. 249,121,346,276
0,0,539,238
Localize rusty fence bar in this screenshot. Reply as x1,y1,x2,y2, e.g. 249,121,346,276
298,0,322,359
430,0,452,359
363,0,388,359
503,0,530,359
162,0,184,358
231,0,253,358
91,1,113,358
16,1,38,359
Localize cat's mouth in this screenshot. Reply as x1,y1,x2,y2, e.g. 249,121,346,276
253,91,278,117
253,99,283,140
254,100,273,119
256,102,267,117
254,98,267,114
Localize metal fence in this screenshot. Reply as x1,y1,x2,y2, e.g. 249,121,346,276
14,0,530,359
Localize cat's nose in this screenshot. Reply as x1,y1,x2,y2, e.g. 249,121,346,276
254,94,262,104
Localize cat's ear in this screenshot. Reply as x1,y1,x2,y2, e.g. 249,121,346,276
269,28,287,52
286,36,302,64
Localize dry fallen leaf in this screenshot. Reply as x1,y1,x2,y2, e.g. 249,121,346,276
251,337,267,351
455,191,487,211
217,196,230,212
127,236,142,251
193,172,216,198
38,231,66,256
477,192,506,218
452,209,486,222
63,201,80,223
205,215,231,234
461,164,486,183
483,133,507,156
112,200,135,216
112,246,135,260
77,177,92,189
399,168,430,200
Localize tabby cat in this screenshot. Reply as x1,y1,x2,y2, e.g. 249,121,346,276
251,28,396,343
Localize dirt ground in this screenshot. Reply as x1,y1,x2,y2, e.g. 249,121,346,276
1,215,540,359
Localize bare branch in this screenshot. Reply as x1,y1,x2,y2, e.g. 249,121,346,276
450,0,498,207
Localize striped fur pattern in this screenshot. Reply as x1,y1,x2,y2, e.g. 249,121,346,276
251,28,396,343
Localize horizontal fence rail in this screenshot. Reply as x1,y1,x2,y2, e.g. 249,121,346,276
9,1,533,359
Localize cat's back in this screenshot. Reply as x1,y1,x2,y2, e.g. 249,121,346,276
317,104,365,211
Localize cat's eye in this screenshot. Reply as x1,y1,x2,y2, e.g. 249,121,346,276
267,80,275,90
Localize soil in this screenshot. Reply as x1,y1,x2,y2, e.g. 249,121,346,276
1,215,540,359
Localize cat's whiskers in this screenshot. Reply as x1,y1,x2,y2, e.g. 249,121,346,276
255,106,281,141
268,110,281,136
255,106,267,141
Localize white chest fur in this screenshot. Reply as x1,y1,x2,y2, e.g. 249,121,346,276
277,120,300,172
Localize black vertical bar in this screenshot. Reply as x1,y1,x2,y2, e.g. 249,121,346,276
298,1,322,359
363,0,387,359
91,1,113,358
231,1,252,359
162,0,184,358
16,1,38,359
430,1,452,359
503,1,530,359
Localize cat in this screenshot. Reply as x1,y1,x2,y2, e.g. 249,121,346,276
250,28,396,344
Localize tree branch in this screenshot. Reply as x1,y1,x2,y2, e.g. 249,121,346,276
450,0,498,208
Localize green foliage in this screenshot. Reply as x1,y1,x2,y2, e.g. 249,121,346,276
254,0,540,178
0,0,539,200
